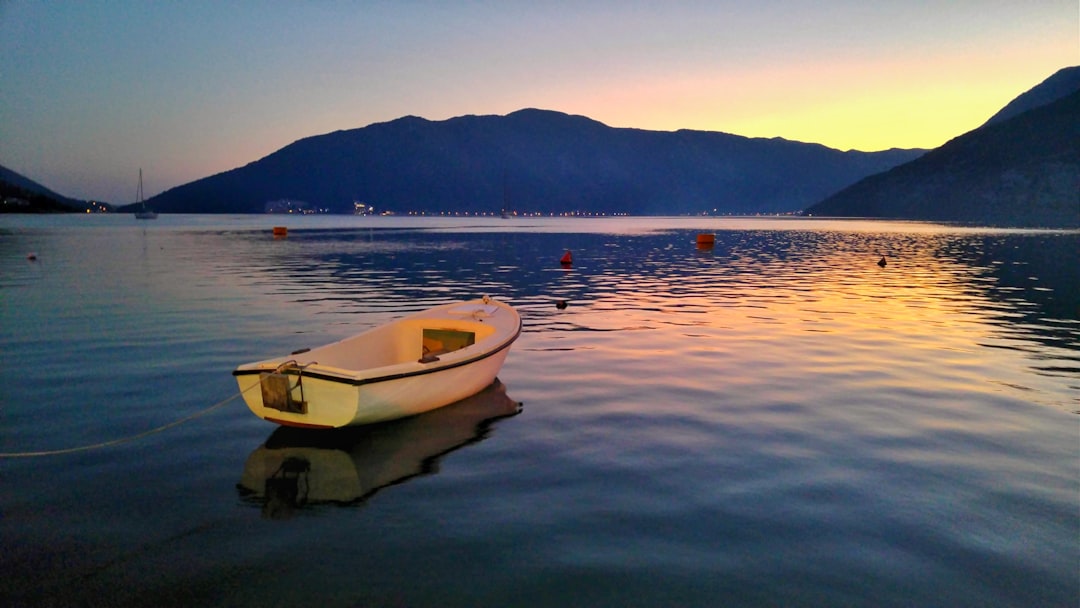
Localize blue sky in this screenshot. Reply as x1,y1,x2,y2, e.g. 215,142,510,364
1,1,1076,204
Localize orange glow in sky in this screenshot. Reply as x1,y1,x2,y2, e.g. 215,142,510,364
545,37,1076,151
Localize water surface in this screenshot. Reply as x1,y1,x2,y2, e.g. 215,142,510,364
1,215,1077,607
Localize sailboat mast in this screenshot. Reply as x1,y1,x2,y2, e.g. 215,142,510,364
133,167,157,218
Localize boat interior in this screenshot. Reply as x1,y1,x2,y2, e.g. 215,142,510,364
289,319,499,373
420,328,476,362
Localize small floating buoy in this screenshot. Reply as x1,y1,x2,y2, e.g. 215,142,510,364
556,300,568,310
696,233,715,248
26,252,37,261
877,255,887,268
560,250,573,266
272,226,288,237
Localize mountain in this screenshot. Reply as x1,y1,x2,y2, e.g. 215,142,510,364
0,165,84,213
805,67,1080,228
983,66,1080,126
144,109,924,215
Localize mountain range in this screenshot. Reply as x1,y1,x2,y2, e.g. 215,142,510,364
3,65,1077,226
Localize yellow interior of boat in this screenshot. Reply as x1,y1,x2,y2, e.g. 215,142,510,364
422,328,476,357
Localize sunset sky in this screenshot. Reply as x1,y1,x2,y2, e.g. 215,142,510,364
1,1,1076,204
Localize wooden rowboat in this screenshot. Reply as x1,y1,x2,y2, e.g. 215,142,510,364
233,297,521,428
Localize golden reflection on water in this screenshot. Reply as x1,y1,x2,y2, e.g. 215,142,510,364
515,227,1078,415
4,216,1072,415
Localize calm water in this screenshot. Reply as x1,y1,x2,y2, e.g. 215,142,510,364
1,214,1077,607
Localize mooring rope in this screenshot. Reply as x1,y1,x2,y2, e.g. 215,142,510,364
0,389,247,459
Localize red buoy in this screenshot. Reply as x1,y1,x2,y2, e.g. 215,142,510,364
560,250,573,266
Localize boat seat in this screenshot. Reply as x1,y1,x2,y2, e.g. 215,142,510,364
419,328,475,362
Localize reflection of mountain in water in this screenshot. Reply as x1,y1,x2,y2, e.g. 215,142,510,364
237,379,521,519
946,233,1080,374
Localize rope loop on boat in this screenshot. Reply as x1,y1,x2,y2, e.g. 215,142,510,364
0,384,258,459
272,360,316,407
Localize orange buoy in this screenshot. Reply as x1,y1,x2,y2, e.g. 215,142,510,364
272,226,288,237
560,250,573,266
696,233,715,248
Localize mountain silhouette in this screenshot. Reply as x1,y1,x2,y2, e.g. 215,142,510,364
0,165,83,212
805,67,1080,228
983,66,1080,126
142,109,923,215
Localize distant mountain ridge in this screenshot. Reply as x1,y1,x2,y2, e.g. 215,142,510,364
806,67,1080,227
0,165,83,212
983,66,1080,126
143,109,924,216
5,65,1076,224
0,165,80,204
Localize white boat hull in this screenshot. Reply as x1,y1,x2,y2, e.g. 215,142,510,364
233,298,521,428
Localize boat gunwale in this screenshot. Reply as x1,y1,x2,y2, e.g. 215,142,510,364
232,316,522,387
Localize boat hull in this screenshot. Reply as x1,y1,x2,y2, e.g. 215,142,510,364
233,298,521,428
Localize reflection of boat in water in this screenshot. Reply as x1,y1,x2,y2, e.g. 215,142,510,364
233,297,521,428
237,379,521,519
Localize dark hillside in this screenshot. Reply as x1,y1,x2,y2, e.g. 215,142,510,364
805,89,1080,227
146,109,924,215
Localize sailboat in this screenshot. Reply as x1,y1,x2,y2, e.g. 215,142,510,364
133,169,157,219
